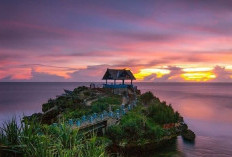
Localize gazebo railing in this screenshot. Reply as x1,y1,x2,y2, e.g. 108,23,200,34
103,84,133,89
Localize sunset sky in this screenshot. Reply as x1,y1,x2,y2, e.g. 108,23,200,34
1,0,232,82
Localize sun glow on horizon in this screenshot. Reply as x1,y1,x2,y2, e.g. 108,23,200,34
181,71,216,82
180,67,216,81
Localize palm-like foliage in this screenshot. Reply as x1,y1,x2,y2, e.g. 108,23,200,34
0,117,20,146
0,118,107,157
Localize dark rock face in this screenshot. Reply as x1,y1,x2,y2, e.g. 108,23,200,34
182,129,196,141
41,107,60,124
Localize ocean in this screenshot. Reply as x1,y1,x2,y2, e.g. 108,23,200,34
0,82,232,157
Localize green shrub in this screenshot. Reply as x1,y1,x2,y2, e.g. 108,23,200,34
120,112,145,142
106,111,146,144
145,120,165,140
147,103,179,124
140,91,155,105
91,96,121,113
62,109,91,120
107,125,123,144
91,103,109,113
106,102,176,144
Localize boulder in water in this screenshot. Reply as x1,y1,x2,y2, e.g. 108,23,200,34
182,129,195,141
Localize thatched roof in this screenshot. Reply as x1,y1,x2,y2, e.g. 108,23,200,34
102,69,136,80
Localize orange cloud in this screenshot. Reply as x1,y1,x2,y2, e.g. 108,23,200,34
0,67,32,80
12,68,32,80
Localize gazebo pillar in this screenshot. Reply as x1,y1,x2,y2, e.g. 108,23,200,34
122,79,124,85
131,79,133,85
114,79,116,85
106,79,108,84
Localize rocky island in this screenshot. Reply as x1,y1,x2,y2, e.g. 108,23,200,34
0,85,195,157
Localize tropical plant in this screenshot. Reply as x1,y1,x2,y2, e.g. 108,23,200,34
0,118,107,157
0,117,20,146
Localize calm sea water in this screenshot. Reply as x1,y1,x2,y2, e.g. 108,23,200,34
0,82,232,157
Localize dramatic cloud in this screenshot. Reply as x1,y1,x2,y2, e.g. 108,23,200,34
0,0,232,82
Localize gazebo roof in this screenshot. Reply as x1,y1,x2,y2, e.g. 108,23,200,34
102,69,136,80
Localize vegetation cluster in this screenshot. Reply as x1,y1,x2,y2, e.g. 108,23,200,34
107,92,181,146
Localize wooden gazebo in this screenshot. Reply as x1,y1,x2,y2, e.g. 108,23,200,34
102,69,136,88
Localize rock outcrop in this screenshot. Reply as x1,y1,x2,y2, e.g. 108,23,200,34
182,129,196,141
